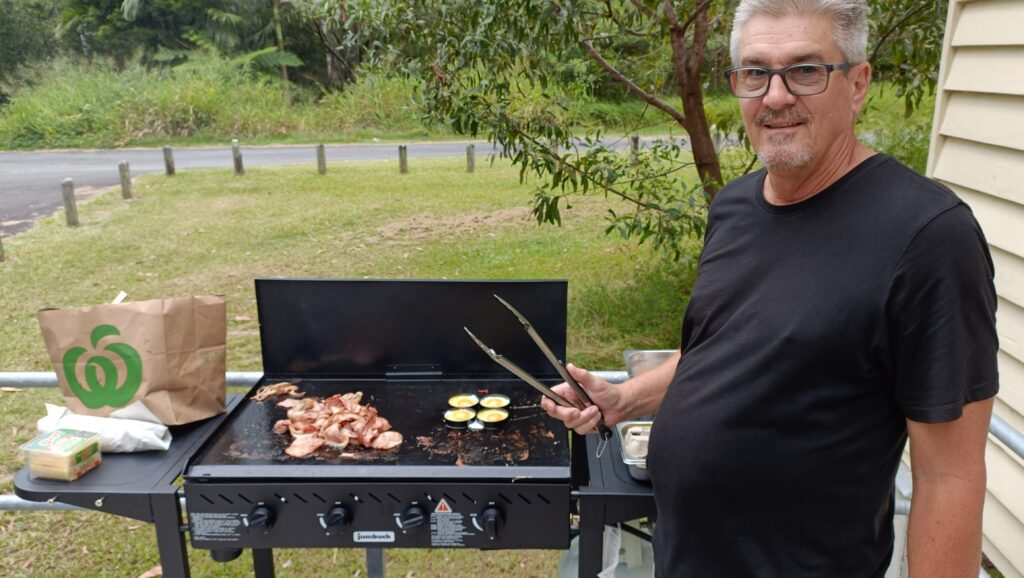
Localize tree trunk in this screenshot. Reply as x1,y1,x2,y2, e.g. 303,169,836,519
272,0,291,105
668,2,722,198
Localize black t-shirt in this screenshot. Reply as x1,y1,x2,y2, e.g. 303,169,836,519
647,155,999,577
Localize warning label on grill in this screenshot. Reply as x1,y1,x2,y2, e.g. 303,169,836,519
430,499,472,547
191,512,242,541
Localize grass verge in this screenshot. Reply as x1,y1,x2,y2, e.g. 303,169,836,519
0,156,696,577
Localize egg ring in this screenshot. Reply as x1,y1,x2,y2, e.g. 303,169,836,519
479,394,511,409
444,407,477,429
448,393,480,409
476,408,509,429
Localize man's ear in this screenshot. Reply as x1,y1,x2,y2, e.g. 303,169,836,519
851,61,872,116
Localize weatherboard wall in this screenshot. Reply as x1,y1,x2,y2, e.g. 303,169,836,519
927,1,1024,576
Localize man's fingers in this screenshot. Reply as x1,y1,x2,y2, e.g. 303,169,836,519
566,363,606,399
570,406,601,434
541,396,599,429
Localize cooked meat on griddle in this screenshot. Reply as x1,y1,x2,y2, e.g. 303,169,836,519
285,433,324,458
251,381,305,401
264,389,402,458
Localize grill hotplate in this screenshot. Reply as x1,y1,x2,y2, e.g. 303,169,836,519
187,379,570,480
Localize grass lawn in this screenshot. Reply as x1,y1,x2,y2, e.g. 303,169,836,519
0,156,697,577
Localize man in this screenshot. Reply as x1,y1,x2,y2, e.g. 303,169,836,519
543,1,998,576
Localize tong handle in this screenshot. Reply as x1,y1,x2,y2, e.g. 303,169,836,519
491,295,615,457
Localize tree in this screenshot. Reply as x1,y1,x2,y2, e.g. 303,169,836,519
353,0,947,258
0,0,62,96
289,0,366,90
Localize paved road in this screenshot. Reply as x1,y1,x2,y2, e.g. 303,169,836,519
0,141,489,236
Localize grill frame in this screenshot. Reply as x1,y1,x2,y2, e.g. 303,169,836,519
182,279,575,552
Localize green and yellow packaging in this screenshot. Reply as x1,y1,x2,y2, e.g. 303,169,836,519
20,428,102,481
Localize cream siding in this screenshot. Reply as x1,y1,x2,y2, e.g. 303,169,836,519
939,95,1024,154
934,135,1024,202
928,1,1024,575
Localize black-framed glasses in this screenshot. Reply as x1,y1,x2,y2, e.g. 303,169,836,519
724,63,853,98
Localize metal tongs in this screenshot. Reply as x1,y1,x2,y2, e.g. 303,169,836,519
464,295,613,458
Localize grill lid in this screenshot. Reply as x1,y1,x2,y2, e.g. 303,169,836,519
255,279,568,380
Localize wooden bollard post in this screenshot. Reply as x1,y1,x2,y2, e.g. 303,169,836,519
62,179,79,227
163,146,176,176
630,135,640,165
399,145,409,174
232,139,244,176
466,144,476,173
317,144,327,175
118,161,133,200
0,233,6,262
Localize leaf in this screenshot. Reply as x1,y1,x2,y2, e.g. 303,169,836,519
137,566,162,578
253,50,304,69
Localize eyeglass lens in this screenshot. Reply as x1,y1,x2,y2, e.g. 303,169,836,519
730,64,830,97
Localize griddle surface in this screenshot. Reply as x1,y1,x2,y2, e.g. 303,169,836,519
186,380,570,480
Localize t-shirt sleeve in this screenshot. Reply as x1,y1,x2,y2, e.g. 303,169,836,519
885,204,999,423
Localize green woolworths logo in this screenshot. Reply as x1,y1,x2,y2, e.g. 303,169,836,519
61,325,143,409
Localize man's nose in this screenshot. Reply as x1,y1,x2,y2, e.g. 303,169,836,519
762,73,798,109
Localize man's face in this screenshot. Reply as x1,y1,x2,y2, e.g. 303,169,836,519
737,14,869,173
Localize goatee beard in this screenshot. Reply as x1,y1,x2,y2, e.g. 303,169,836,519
755,107,814,170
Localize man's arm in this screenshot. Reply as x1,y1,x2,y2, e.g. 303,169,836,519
541,351,680,433
906,398,993,577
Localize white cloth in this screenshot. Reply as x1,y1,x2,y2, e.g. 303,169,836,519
37,404,171,452
598,524,622,578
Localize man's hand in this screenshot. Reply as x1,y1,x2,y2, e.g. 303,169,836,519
541,352,680,435
540,364,626,434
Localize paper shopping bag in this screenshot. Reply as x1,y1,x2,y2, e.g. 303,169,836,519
37,295,227,425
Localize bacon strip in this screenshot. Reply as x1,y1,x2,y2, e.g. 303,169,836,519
285,434,325,458
271,389,402,457
251,381,305,402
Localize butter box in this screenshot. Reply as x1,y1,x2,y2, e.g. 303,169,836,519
20,428,102,481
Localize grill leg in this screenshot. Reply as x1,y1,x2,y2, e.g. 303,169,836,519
366,548,386,578
152,494,191,578
579,498,604,577
253,548,275,578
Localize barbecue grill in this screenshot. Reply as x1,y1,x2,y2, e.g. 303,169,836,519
14,279,656,577
186,279,572,555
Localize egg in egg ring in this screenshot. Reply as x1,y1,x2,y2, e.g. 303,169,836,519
479,394,510,409
448,393,479,409
476,408,509,430
444,407,477,429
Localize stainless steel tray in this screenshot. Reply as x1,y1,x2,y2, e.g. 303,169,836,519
616,420,653,481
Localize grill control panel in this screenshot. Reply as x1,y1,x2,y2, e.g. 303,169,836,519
186,482,570,550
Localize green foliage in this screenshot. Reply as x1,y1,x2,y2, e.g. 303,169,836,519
316,72,424,132
353,0,723,260
868,0,948,115
858,84,936,174
0,54,301,148
0,0,61,94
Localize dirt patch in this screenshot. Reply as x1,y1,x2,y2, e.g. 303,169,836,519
347,206,532,250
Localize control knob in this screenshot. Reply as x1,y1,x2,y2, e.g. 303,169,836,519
398,505,426,531
320,505,352,532
243,506,275,533
481,506,503,541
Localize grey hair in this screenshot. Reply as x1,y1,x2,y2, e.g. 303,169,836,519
729,0,869,66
